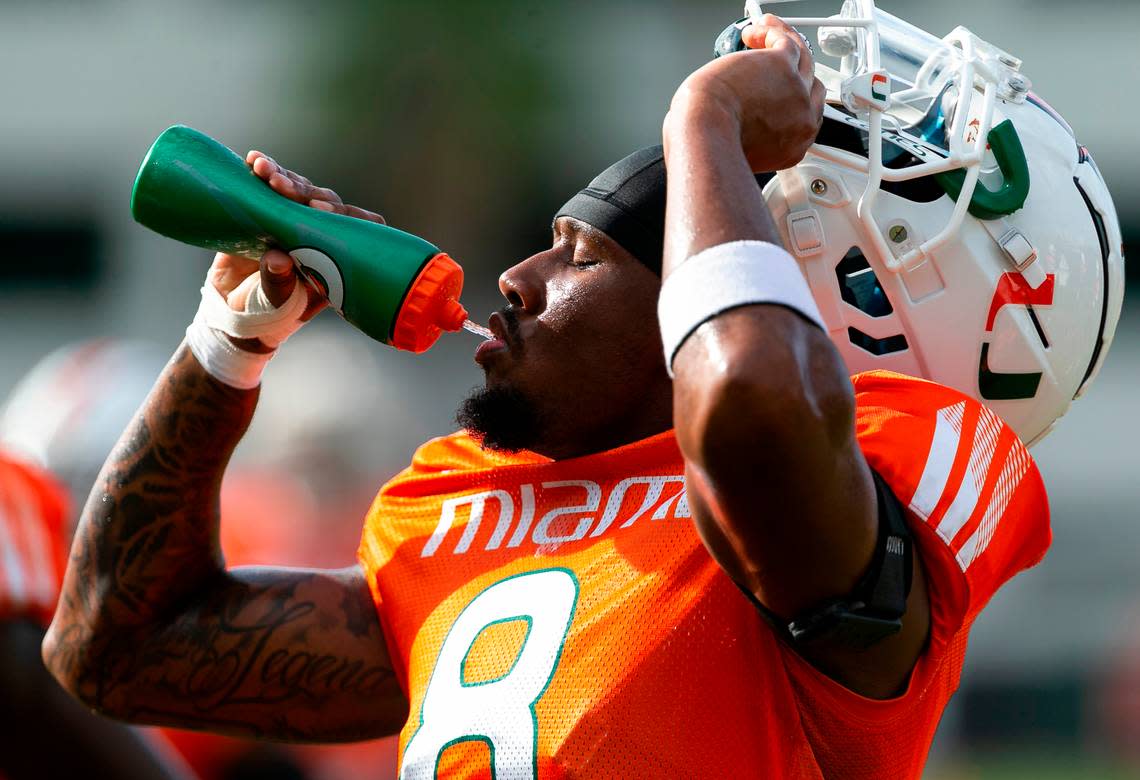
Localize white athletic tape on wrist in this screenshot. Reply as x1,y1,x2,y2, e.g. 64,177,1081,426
185,277,308,390
658,240,825,377
185,307,272,390
198,276,308,348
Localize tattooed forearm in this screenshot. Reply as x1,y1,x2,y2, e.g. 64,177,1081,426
43,345,407,741
71,347,256,626
52,569,402,741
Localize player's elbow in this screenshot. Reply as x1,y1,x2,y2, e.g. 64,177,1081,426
681,334,857,473
41,618,108,714
41,620,82,697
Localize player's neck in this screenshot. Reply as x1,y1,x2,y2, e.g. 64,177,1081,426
530,388,674,462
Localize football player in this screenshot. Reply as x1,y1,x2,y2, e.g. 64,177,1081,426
43,4,1122,779
0,343,190,779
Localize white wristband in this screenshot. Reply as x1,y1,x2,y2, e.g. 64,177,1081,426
657,240,826,377
185,277,308,389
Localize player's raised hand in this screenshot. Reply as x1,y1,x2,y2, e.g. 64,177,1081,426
203,152,390,349
205,249,325,334
202,248,324,356
246,150,387,224
666,14,825,172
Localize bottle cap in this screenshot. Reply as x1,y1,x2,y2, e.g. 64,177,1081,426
390,253,468,353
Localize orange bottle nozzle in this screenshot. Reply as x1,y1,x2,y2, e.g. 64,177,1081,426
437,298,468,332
390,253,467,353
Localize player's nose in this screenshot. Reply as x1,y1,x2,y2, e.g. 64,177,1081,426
498,252,549,316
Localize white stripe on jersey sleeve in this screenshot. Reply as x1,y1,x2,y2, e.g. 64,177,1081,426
907,401,1031,574
937,406,1003,554
958,439,1032,570
908,401,966,521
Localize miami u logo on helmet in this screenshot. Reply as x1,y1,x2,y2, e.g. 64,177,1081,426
978,272,1056,401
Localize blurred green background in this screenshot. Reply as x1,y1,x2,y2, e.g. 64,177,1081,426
0,1,1136,778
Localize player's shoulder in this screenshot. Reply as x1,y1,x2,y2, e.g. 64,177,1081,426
851,370,1016,458
852,369,970,416
381,432,546,493
851,369,1041,487
852,370,1049,624
407,431,491,475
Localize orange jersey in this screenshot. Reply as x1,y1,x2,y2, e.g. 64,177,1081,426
0,452,69,627
358,371,1050,779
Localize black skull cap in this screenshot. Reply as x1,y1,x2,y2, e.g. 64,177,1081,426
555,146,775,274
554,146,668,274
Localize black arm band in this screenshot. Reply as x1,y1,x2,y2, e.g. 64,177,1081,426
737,469,914,650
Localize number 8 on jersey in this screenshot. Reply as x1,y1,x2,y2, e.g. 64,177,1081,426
401,569,579,780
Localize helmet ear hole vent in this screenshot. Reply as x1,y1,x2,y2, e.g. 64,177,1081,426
837,247,894,318
848,328,910,356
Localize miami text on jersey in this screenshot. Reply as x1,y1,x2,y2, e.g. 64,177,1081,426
420,475,690,558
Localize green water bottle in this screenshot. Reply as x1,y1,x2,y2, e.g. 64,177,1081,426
130,125,468,353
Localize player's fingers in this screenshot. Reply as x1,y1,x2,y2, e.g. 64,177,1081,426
267,171,339,209
768,28,804,63
294,270,330,321
793,29,816,80
280,167,344,205
267,171,303,202
342,204,387,224
743,24,804,73
249,157,334,210
309,198,351,216
208,252,260,295
247,151,349,212
744,16,814,74
741,14,794,46
249,153,283,182
246,151,376,228
755,13,796,36
810,77,827,122
303,182,345,205
740,22,769,50
271,173,344,208
299,285,329,322
770,28,817,83
308,198,387,225
259,249,298,309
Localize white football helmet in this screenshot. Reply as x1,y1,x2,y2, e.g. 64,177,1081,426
721,0,1125,446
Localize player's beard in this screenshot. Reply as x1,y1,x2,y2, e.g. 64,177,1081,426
456,383,546,453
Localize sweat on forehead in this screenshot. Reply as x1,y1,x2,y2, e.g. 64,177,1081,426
554,146,776,274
